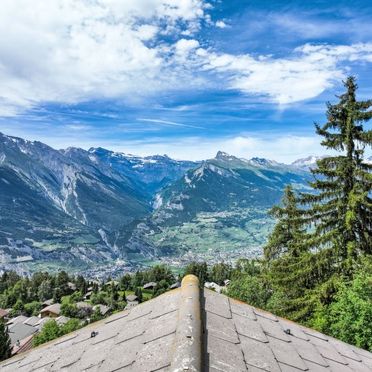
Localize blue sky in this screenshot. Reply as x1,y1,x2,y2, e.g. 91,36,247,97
0,0,371,162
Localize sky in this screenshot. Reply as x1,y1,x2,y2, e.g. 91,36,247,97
0,0,371,162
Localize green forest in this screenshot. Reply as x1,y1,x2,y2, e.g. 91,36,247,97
0,77,371,361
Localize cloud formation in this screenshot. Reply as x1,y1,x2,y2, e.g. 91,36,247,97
200,43,372,104
0,0,207,115
0,0,372,115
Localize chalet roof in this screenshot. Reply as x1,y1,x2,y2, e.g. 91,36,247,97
6,315,28,326
7,322,37,346
93,304,110,316
41,299,53,307
76,302,93,309
1,275,371,372
126,294,138,302
22,316,40,327
143,282,157,289
40,303,61,315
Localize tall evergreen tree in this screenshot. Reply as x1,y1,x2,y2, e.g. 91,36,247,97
263,185,317,320
0,320,11,361
264,185,306,261
301,76,372,270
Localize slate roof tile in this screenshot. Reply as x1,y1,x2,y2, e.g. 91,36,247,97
256,313,291,342
233,312,268,343
304,359,331,372
204,289,231,318
143,309,177,343
205,311,240,344
229,299,257,320
345,358,372,372
291,335,329,367
309,335,349,365
240,335,281,372
100,337,139,371
267,335,308,370
277,319,310,341
149,290,180,319
253,308,278,322
206,334,247,372
1,275,372,372
135,333,175,372
326,359,354,372
330,339,363,362
115,318,147,344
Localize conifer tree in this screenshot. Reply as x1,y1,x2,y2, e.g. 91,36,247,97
0,320,11,361
263,185,316,320
301,76,372,270
264,185,306,261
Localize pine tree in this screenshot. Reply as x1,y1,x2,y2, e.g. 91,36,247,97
0,320,11,361
264,185,306,261
301,76,372,270
263,185,316,320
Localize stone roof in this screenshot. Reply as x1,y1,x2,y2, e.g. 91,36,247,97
143,282,157,289
7,322,37,346
126,294,138,302
23,316,41,327
6,315,28,326
40,303,61,316
1,275,371,372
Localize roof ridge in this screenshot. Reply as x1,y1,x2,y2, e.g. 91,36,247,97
171,274,202,372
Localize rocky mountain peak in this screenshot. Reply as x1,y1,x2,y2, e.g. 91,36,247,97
215,151,237,161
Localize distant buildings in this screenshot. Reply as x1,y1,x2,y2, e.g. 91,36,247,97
40,303,61,318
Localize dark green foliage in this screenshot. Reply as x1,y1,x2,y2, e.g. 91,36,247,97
120,274,131,291
0,320,11,362
23,301,42,316
32,320,61,346
90,307,103,322
264,185,306,260
134,287,143,303
228,273,270,309
38,280,53,302
32,319,82,347
301,77,372,266
153,280,170,297
310,258,372,351
209,263,232,285
183,262,209,285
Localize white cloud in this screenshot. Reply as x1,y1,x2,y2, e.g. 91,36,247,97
175,39,200,55
0,0,372,114
200,43,372,104
116,134,325,162
0,0,208,115
137,118,202,129
215,20,228,28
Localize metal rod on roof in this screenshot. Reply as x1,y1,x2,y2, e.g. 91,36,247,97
170,274,202,372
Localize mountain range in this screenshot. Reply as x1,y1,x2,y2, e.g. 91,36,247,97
2,132,366,274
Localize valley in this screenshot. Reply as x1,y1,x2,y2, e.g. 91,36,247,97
0,132,316,276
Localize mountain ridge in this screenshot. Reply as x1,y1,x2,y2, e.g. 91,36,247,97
1,132,353,274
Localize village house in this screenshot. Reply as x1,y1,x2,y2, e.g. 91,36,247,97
143,282,157,290
40,303,61,318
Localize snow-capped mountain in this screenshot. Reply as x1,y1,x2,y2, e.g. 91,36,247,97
89,147,198,194
151,151,312,225
0,135,316,271
291,155,325,169
0,132,150,268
